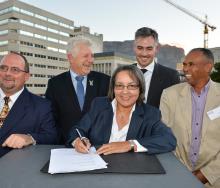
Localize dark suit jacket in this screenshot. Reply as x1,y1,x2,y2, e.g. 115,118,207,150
135,63,180,108
45,71,110,144
67,97,176,154
0,88,57,157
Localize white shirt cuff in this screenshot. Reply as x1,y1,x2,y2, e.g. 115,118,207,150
133,140,148,152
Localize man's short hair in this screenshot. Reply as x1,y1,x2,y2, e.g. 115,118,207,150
135,27,159,44
67,37,92,57
188,48,214,64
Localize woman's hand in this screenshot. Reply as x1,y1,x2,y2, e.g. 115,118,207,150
97,141,132,155
74,137,91,153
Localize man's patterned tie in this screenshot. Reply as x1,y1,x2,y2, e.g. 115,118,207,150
0,96,10,128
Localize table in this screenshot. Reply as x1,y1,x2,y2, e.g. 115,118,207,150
0,145,204,188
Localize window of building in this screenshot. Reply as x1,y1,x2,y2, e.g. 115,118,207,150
20,9,34,16
20,19,34,26
48,37,58,43
20,30,33,37
0,51,8,55
47,66,57,69
0,30,8,35
59,31,69,37
59,40,67,45
35,24,47,30
35,14,47,21
48,18,58,25
48,27,58,34
47,47,58,52
20,52,33,56
59,22,70,29
35,34,46,40
0,19,8,25
59,49,66,54
20,41,33,46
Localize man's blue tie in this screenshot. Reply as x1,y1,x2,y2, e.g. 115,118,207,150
75,76,84,110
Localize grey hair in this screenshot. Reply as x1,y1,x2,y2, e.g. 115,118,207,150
67,37,92,57
108,65,146,104
188,48,214,64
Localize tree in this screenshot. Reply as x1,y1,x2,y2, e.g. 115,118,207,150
211,62,220,83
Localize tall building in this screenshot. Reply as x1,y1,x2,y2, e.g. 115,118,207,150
0,0,103,96
0,0,76,95
94,52,134,76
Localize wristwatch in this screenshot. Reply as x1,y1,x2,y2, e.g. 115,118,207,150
128,140,135,151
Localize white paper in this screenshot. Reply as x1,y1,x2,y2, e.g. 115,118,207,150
48,147,107,174
207,106,220,120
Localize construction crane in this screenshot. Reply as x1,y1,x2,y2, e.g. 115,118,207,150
163,0,216,48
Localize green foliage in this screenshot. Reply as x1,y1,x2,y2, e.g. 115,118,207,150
211,62,220,83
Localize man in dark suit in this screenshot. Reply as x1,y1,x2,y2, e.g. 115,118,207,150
45,38,110,144
0,52,57,157
134,27,180,108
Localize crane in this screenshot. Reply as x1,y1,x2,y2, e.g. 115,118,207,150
163,0,216,48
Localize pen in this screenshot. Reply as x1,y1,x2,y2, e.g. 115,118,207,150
76,128,89,152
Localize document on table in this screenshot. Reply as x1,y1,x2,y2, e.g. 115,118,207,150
48,147,108,174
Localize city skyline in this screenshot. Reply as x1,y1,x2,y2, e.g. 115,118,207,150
1,0,220,53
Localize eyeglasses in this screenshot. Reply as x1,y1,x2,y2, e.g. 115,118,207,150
0,65,28,74
114,84,139,90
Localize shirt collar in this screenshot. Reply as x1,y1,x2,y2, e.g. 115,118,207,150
137,59,155,73
70,69,86,79
0,87,24,104
190,79,211,94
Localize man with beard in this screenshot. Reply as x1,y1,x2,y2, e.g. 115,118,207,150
0,52,57,157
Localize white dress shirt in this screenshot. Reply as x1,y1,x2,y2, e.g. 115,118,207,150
109,99,147,152
137,60,155,103
0,88,24,111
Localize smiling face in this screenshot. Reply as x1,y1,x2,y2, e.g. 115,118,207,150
114,70,140,109
183,51,213,88
0,53,30,96
68,43,94,76
134,36,158,68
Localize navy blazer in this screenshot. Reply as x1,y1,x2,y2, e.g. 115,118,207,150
134,63,180,108
0,88,57,157
147,63,180,108
45,71,110,144
67,97,176,154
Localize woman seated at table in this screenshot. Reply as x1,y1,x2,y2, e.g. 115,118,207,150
67,65,176,155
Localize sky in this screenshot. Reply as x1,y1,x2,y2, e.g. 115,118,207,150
8,0,220,53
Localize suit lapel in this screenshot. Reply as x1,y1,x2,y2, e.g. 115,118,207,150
147,64,162,102
1,89,29,136
83,72,97,111
179,84,192,140
65,72,81,111
201,81,220,139
103,106,114,143
126,104,144,140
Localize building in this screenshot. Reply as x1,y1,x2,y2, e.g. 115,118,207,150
0,0,104,96
93,52,134,76
210,47,220,63
73,26,103,53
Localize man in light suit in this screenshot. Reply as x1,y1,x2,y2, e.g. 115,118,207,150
134,27,180,108
0,52,57,157
160,48,220,188
45,38,110,144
